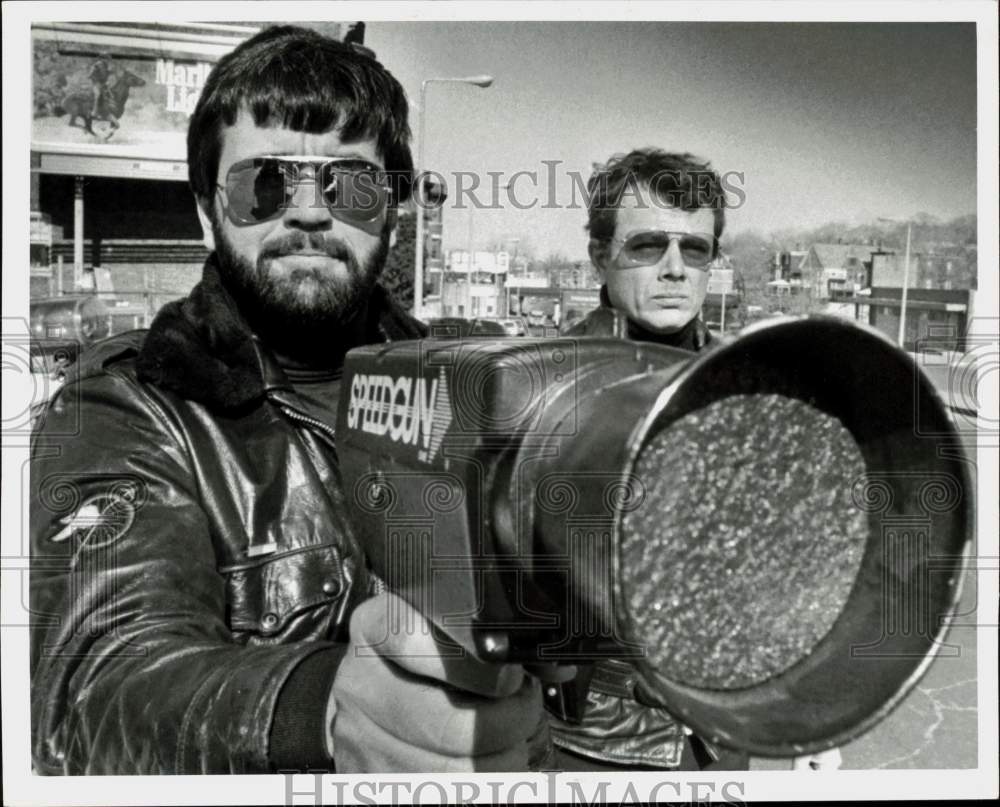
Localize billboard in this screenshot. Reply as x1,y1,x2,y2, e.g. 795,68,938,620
30,23,267,161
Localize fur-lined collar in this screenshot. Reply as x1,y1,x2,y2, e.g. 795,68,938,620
136,256,426,411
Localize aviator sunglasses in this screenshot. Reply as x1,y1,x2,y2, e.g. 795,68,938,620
217,156,392,227
611,230,718,269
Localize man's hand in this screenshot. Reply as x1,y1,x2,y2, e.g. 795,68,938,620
330,593,548,773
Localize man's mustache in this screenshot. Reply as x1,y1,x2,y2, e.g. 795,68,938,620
260,232,354,264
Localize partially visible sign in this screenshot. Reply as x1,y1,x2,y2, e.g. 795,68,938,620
346,368,453,464
32,38,213,159
30,211,52,245
30,23,274,162
156,59,213,115
561,290,600,308
707,267,734,295
31,23,352,164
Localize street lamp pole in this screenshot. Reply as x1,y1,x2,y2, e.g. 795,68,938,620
506,237,520,316
898,221,912,347
878,217,915,347
413,75,494,319
498,185,521,315
466,211,474,317
507,237,520,277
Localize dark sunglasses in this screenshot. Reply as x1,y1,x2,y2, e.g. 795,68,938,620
217,156,392,227
611,230,717,269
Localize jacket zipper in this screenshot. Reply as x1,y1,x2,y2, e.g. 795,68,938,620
276,404,337,448
236,403,339,559
277,401,389,598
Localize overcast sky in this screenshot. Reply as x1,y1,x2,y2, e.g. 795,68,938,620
365,22,977,259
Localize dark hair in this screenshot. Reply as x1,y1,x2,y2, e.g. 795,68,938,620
586,148,726,247
187,25,413,203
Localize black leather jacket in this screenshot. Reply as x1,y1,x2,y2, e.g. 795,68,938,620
551,289,714,768
29,258,426,774
563,286,715,352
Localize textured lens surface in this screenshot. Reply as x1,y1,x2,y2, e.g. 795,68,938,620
619,393,868,690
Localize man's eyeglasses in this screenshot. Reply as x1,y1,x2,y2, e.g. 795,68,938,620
217,156,392,227
611,230,717,270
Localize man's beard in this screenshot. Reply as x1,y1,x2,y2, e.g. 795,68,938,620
213,220,390,365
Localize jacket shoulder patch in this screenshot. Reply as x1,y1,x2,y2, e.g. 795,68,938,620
48,479,145,550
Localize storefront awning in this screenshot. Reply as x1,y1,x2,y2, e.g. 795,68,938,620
839,296,967,312
35,150,189,181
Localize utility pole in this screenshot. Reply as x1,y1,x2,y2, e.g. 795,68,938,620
413,75,493,318
466,213,474,317
898,222,912,347
73,176,85,289
879,217,914,347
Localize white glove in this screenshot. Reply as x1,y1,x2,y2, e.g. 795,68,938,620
330,592,548,772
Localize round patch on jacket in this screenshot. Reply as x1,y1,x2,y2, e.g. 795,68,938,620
50,483,140,549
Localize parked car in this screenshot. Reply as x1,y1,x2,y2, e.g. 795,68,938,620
425,317,508,338
30,295,110,345
484,317,528,336
27,296,112,413
526,309,547,327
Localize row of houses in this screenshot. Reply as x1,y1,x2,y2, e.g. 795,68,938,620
772,243,975,299
767,241,977,351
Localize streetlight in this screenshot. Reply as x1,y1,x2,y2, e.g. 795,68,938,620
413,75,494,319
497,182,522,316
504,237,520,316
878,218,914,346
898,222,913,347
502,236,521,278
466,208,475,317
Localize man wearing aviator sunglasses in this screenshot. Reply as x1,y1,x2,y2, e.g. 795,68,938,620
565,148,724,352
30,25,548,776
555,148,746,772
220,156,392,229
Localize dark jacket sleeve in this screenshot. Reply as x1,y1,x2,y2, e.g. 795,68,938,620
29,369,343,774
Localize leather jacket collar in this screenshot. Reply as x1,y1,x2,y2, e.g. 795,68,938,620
593,285,714,352
136,255,426,411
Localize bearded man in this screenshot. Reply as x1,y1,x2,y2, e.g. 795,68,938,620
30,25,546,775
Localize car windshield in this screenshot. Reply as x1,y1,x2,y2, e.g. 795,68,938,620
470,320,506,335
